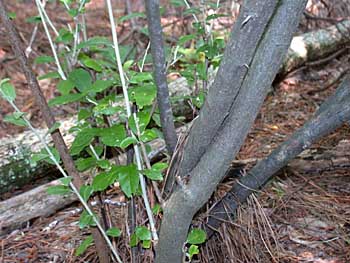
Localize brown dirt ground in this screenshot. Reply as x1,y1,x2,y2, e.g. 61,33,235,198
1,0,350,262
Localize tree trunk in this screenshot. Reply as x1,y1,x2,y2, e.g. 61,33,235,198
206,75,350,235
156,1,308,262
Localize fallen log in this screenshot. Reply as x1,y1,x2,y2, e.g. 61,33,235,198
2,134,350,236
0,179,77,235
206,75,350,235
2,20,350,194
280,19,350,76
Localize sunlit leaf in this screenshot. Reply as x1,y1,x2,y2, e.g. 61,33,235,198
187,228,207,245
106,227,122,237
68,68,92,92
75,235,93,256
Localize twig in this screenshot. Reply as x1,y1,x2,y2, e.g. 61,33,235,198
145,0,178,155
34,0,66,79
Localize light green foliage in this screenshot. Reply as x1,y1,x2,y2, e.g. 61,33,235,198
106,227,122,237
75,235,93,256
131,226,152,248
187,228,207,245
0,79,16,102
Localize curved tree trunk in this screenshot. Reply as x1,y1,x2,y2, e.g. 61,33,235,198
156,1,308,262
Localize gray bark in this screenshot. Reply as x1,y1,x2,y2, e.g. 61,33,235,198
156,1,308,262
206,75,350,235
145,0,178,155
0,179,77,236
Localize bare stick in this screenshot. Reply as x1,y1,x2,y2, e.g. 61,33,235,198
145,0,178,155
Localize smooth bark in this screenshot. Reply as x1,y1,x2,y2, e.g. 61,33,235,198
156,1,308,262
145,0,178,155
206,75,350,235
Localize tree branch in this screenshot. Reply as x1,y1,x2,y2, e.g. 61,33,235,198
206,75,350,235
145,0,178,155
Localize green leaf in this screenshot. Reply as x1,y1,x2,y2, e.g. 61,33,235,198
192,91,205,109
118,12,146,22
80,185,93,202
129,85,156,108
135,226,151,240
184,7,201,16
128,111,151,134
82,58,103,72
31,147,60,165
117,164,139,198
34,55,54,64
89,80,114,93
68,68,92,92
79,210,96,228
130,233,139,247
142,169,163,181
142,240,151,249
4,113,26,126
7,12,16,19
188,244,199,259
152,162,168,171
206,13,228,21
187,228,207,245
56,28,73,44
170,0,186,7
99,125,126,147
57,79,75,95
92,171,116,192
75,235,93,256
78,109,92,121
152,203,162,215
26,15,41,23
48,93,86,107
97,159,110,169
106,227,122,237
140,129,158,143
178,34,196,46
129,72,153,84
196,62,207,80
38,71,60,80
70,128,97,156
47,185,71,195
75,157,96,172
119,137,138,149
0,80,16,102
59,176,72,186
77,36,113,49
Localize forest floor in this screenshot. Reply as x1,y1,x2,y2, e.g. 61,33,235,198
0,0,350,262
